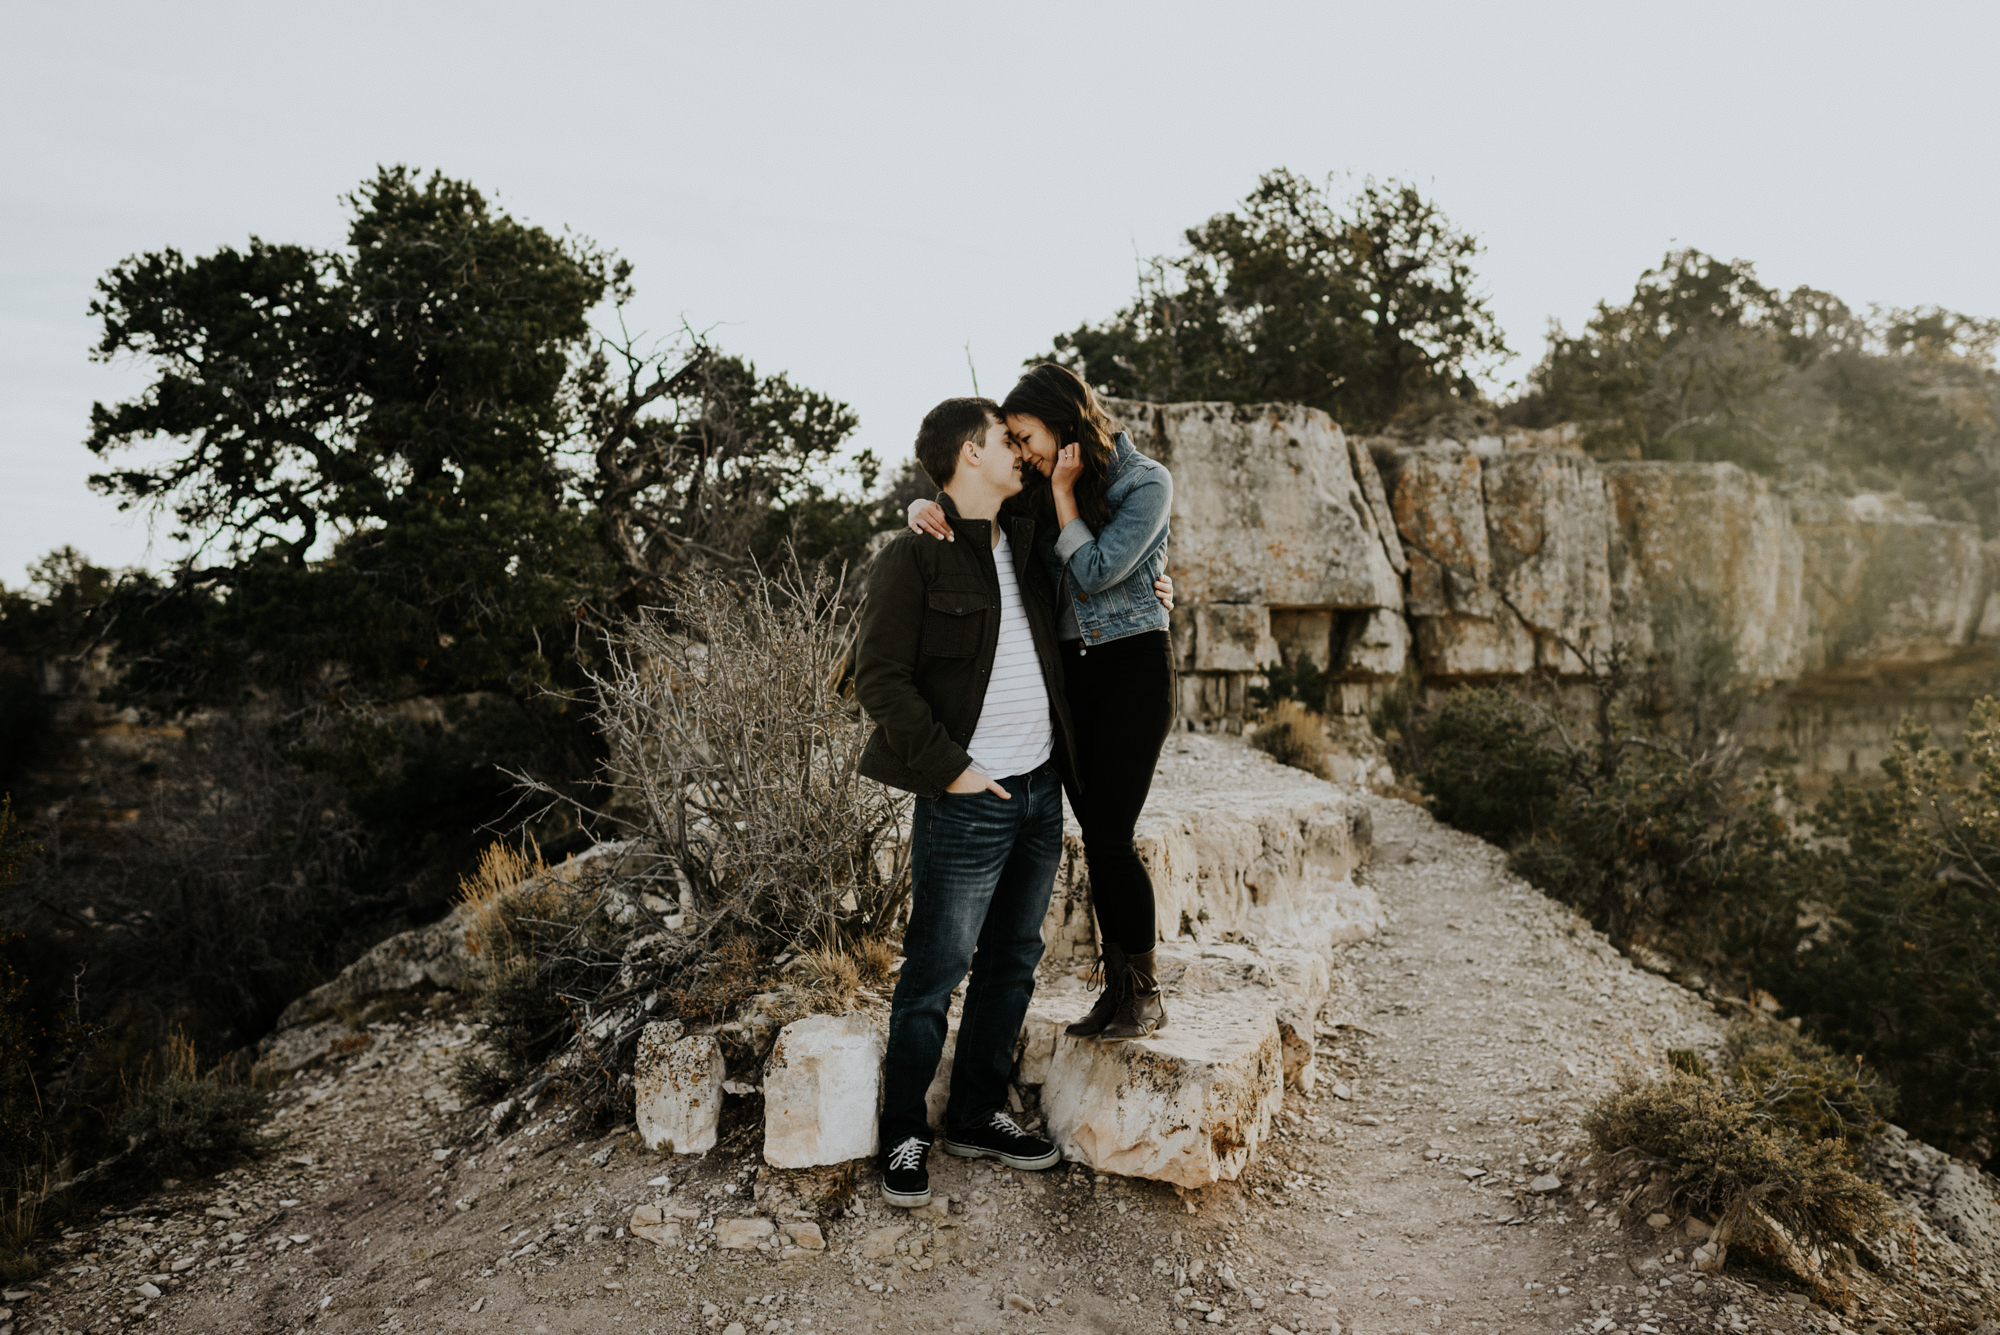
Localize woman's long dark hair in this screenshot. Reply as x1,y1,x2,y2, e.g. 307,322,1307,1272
1001,364,1120,530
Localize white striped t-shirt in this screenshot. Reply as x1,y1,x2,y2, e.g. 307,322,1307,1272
964,531,1053,779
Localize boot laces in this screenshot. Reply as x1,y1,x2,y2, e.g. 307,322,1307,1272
886,1136,928,1172
988,1111,1028,1138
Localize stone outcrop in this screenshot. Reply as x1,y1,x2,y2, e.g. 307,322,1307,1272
1102,395,2000,785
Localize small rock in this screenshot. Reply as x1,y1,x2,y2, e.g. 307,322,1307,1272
1529,1175,1563,1194
413,1277,433,1292
716,1218,776,1251
859,1225,907,1259
2,1291,27,1302
723,1325,748,1335
588,1145,614,1168
781,1221,825,1251
629,1205,682,1246
646,1174,672,1188
1269,1326,1296,1335
469,1298,484,1314
1459,1167,1485,1180
1005,1293,1037,1312
431,1148,451,1162
136,1284,162,1300
1206,1312,1226,1326
911,1198,950,1222
1684,1217,1712,1240
1307,1285,1331,1299
170,1257,196,1272
1646,1212,1671,1229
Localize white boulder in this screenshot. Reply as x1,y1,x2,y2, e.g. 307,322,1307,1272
633,1023,725,1155
763,1013,882,1168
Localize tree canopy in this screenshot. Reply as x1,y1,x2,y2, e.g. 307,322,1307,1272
1517,248,2000,522
1041,170,1509,431
85,167,875,709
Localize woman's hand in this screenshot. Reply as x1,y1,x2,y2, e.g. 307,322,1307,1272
907,498,953,541
1154,573,1174,611
1052,441,1084,493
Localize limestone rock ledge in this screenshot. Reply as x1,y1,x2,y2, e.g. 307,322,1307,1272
1017,733,1381,1185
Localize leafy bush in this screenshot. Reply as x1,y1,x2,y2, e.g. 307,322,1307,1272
116,1035,271,1176
1769,706,2000,1161
1413,686,1563,844
1584,1067,1889,1267
1249,700,1332,779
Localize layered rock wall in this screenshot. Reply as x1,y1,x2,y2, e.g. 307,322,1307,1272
1112,397,2000,784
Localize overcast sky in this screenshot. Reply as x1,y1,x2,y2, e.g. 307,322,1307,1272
5,0,1997,584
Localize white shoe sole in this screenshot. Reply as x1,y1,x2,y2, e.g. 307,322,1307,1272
942,1138,1061,1171
880,1183,932,1208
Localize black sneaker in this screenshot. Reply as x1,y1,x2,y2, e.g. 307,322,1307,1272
943,1111,1061,1170
879,1133,933,1208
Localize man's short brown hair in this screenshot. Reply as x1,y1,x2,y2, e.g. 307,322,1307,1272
913,397,1001,489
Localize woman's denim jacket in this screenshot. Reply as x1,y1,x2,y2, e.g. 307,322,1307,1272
1045,431,1172,648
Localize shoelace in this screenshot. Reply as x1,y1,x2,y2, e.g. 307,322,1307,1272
988,1112,1028,1139
885,1136,928,1173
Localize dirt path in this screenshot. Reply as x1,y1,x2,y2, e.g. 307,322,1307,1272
5,751,1975,1335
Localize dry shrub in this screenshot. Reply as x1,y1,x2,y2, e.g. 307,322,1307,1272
116,1032,271,1177
665,934,767,1023
1724,1021,1893,1148
451,845,634,1098
1584,1068,1888,1269
1250,700,1332,779
586,558,912,945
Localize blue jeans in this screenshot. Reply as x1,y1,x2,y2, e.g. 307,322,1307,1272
878,763,1064,1147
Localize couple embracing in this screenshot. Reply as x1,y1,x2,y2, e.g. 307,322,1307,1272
853,363,1177,1208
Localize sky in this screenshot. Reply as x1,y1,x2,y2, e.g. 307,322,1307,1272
4,0,1997,585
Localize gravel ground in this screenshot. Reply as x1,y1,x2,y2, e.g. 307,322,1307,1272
5,743,1994,1335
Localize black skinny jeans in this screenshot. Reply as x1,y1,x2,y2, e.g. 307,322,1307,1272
1060,629,1175,953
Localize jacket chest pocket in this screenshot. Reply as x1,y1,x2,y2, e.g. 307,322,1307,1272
923,591,989,658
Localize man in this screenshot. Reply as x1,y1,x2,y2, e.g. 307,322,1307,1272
854,396,1078,1207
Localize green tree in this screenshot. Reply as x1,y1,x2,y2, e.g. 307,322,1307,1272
83,166,872,914
1042,170,1509,430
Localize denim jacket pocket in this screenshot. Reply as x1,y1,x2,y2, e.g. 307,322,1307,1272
923,591,989,658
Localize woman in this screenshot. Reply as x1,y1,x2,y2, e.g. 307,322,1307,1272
908,363,1176,1041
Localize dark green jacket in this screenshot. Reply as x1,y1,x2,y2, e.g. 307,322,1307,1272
855,494,1081,799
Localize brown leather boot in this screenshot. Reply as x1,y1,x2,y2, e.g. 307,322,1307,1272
1065,943,1128,1037
1100,947,1167,1041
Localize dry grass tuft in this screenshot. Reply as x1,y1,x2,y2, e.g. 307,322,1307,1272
796,948,862,1013
1250,700,1333,779
855,936,898,985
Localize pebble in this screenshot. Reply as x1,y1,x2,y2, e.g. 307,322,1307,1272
722,1324,747,1335
1004,1293,1036,1312
1530,1175,1564,1193
136,1284,162,1300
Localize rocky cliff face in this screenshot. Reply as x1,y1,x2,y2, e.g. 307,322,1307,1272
1108,397,2000,788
